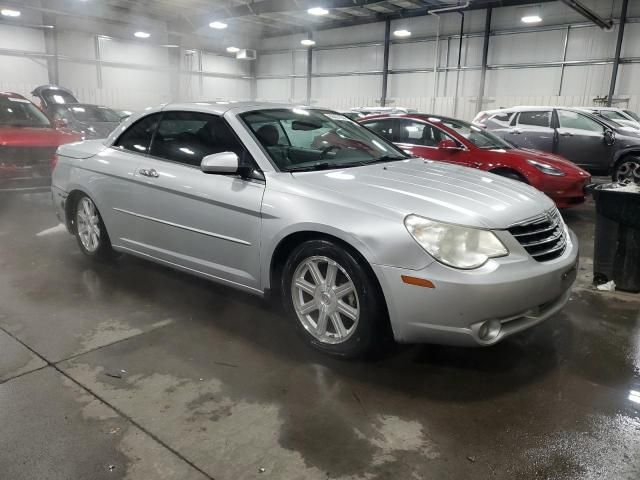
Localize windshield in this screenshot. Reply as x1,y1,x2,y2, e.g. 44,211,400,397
438,118,512,149
623,110,640,122
68,105,121,123
600,110,628,121
241,108,408,171
0,97,51,127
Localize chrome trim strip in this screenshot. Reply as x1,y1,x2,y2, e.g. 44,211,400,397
112,207,252,246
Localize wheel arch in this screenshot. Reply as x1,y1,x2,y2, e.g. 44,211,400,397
268,230,387,308
611,149,640,173
64,188,91,233
488,167,529,183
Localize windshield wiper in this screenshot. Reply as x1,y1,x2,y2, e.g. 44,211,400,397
364,155,406,165
285,162,333,172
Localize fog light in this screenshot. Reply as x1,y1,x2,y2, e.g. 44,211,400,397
478,320,501,341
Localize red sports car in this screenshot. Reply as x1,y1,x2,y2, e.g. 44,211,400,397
0,92,81,191
360,113,591,208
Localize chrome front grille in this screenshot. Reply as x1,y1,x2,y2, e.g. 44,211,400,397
508,209,567,262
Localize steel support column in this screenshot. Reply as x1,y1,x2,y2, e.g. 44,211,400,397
42,15,59,85
306,46,312,105
380,19,391,107
607,0,628,106
477,7,492,113
557,26,570,96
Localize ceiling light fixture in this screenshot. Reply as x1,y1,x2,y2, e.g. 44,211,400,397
308,7,329,16
521,15,542,23
134,31,150,38
393,29,411,38
1,8,21,17
160,44,180,48
300,39,316,46
226,46,240,53
209,21,228,29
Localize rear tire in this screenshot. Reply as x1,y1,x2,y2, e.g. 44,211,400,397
612,156,640,184
73,194,116,261
281,239,388,358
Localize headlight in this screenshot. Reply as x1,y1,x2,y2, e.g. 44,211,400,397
404,215,508,269
526,159,565,176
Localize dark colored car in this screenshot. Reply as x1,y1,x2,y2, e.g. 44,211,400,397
31,85,123,139
47,103,122,139
360,113,591,209
0,92,81,191
474,106,640,182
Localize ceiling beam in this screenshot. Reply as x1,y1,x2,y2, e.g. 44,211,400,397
559,0,613,30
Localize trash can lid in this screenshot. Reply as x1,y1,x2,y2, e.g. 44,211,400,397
594,182,640,193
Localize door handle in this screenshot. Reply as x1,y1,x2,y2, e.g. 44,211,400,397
508,129,522,134
139,168,159,178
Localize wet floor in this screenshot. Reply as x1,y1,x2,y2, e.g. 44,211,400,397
0,191,639,479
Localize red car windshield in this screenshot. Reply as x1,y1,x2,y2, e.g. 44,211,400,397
439,118,513,150
0,97,51,128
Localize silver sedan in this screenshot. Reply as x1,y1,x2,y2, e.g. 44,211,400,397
51,102,578,357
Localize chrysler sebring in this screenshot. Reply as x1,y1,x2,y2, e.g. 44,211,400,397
51,102,578,357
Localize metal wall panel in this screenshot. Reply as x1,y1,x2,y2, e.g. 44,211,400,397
565,25,618,61
313,46,383,74
489,30,566,64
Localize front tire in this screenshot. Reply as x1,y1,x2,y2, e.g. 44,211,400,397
613,156,640,184
281,239,388,358
73,194,115,261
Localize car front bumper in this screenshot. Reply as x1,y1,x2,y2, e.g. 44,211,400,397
373,230,578,346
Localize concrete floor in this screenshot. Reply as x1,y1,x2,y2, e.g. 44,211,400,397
0,191,639,480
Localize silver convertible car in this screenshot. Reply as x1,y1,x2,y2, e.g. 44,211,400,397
51,102,579,357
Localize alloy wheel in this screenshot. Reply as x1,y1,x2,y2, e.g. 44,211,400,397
615,160,640,184
76,197,101,253
291,255,360,344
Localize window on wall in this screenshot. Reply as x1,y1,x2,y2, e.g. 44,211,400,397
516,111,552,128
149,111,244,166
113,113,162,154
557,110,603,132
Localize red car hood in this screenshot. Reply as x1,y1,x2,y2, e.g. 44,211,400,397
0,126,82,147
491,147,589,175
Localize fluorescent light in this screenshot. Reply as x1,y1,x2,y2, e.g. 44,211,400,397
521,15,542,23
134,31,150,38
1,8,20,17
394,29,411,38
308,7,329,16
226,46,240,53
301,39,316,46
160,44,180,48
209,21,227,29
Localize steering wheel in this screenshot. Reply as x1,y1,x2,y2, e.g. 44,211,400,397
319,145,342,159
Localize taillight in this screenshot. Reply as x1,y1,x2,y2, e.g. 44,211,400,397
52,153,59,170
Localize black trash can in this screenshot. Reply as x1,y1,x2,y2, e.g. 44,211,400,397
592,183,640,292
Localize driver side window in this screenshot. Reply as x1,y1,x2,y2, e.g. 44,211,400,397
557,110,603,132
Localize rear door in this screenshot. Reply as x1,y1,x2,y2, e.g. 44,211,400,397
126,110,265,291
506,110,554,152
555,109,612,170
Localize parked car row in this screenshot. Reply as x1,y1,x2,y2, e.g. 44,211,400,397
52,102,579,357
1,85,134,191
473,106,640,183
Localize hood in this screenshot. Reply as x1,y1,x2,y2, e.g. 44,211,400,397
509,148,590,174
0,126,82,147
292,158,554,229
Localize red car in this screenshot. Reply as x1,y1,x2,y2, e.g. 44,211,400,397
360,114,591,208
0,92,81,191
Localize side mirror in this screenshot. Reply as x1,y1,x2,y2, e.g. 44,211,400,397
437,139,461,150
201,151,239,174
604,129,616,146
53,118,68,129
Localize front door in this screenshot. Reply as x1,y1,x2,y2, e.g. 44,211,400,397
123,110,265,291
555,109,613,171
507,110,555,152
